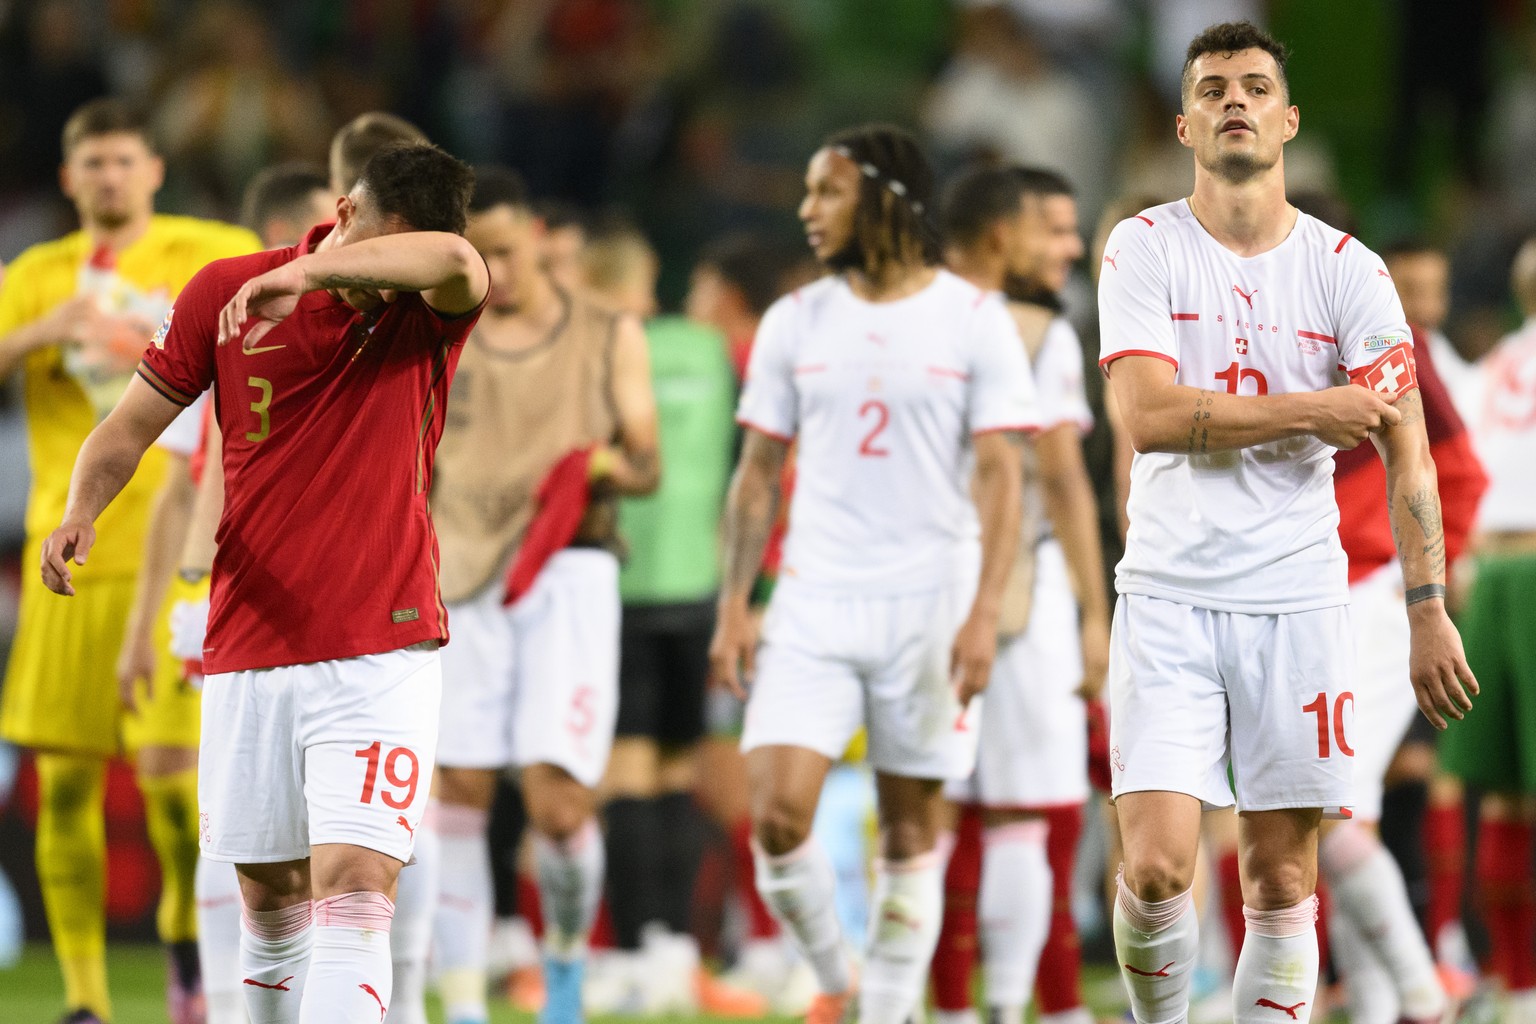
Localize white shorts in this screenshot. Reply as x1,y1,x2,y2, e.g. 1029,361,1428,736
947,540,1089,809
437,549,619,787
1348,564,1420,821
1108,594,1355,814
199,642,441,864
741,566,982,780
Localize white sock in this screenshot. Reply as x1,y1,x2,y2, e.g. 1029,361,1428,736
240,901,313,1024
1231,896,1319,1024
533,818,604,958
1326,899,1399,1024
859,850,945,1024
199,858,250,1024
934,1010,982,1024
753,838,852,996
980,820,1052,1021
300,891,395,1024
1112,869,1199,1024
1319,824,1445,1020
386,820,440,1024
1038,1010,1095,1024
431,801,491,1024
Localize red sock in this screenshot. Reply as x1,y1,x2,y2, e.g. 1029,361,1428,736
1315,882,1331,978
1476,819,1536,989
1425,800,1467,946
732,818,778,939
931,805,983,1012
1035,804,1085,1014
1218,847,1246,960
518,873,543,937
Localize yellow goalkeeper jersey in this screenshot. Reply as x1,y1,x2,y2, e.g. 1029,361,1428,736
1,214,259,578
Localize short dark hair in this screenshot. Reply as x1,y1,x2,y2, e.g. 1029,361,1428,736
468,165,530,215
534,199,589,234
822,123,942,274
1380,236,1443,263
240,162,329,234
330,111,429,193
1182,21,1290,104
62,97,154,158
354,144,475,235
697,233,811,318
942,164,1074,248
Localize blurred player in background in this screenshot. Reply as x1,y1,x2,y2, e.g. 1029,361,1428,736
537,200,590,297
0,97,257,1024
241,164,334,252
43,141,485,1024
424,166,658,1024
328,112,428,196
1440,236,1536,1024
1099,21,1475,1024
933,164,1109,1024
711,123,1035,1024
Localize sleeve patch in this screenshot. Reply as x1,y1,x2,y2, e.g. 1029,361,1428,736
150,308,174,349
1348,342,1418,400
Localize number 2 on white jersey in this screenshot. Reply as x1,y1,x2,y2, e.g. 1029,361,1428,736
859,399,890,457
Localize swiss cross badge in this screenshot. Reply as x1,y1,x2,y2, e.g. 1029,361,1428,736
1235,336,1249,355
1353,343,1418,400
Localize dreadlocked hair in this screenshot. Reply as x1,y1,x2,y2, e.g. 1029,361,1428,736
823,124,942,279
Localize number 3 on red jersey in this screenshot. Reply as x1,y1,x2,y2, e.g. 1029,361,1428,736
355,741,420,808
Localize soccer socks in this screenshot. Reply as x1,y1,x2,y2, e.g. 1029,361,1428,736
1326,899,1399,1024
1231,896,1319,1024
980,821,1052,1023
1217,847,1249,961
241,901,313,1024
931,809,983,1013
34,751,111,1019
197,857,248,1024
1113,871,1199,1024
1035,804,1087,1018
533,818,605,957
387,822,439,1024
303,892,395,1024
431,801,493,1024
140,767,202,945
860,850,945,1024
655,791,704,935
1319,822,1445,1019
603,796,659,949
1424,798,1467,952
1478,818,1536,992
753,838,853,995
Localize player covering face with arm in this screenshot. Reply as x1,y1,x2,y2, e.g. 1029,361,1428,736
1100,23,1474,1024
709,124,1034,1024
43,143,488,1024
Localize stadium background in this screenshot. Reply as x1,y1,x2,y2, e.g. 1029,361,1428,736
0,0,1532,1018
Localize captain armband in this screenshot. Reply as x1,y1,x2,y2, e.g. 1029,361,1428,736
1347,336,1419,401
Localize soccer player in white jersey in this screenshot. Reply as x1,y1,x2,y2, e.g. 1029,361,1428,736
936,165,1110,1024
1098,22,1478,1024
708,124,1037,1024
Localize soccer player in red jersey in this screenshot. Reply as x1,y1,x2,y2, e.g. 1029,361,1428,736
40,142,488,1024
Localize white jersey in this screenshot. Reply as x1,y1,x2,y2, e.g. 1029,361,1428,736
738,269,1039,591
1098,199,1412,613
155,391,208,457
1471,317,1536,531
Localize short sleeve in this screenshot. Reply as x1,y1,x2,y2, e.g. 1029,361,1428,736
1335,244,1418,399
967,294,1040,435
0,250,42,339
137,263,222,407
1097,218,1178,375
156,391,209,455
735,296,799,442
1034,317,1094,432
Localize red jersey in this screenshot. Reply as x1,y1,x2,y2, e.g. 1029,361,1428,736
1334,326,1486,584
137,224,483,673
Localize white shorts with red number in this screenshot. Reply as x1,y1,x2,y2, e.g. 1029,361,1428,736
437,549,619,787
198,641,441,864
947,539,1089,808
1108,593,1356,813
1349,563,1420,821
741,562,982,780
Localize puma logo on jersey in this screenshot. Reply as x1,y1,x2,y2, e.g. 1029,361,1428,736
360,983,387,1020
396,815,415,837
1232,285,1258,308
881,907,923,932
244,976,295,991
1124,960,1176,978
1377,268,1391,278
866,331,887,347
1103,250,1121,271
1255,998,1307,1019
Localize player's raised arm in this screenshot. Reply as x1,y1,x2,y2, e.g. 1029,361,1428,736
589,314,660,496
1370,388,1478,729
1107,353,1402,454
41,375,186,596
709,428,790,698
953,429,1027,704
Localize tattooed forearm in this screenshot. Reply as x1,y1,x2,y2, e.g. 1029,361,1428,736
1404,484,1443,540
720,480,780,596
311,273,403,293
1186,390,1215,453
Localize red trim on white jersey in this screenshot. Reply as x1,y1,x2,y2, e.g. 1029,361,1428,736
793,363,828,375
1171,313,1200,321
973,423,1040,437
927,366,970,381
1135,215,1155,226
1334,233,1354,254
1298,330,1338,345
1099,350,1179,375
735,417,794,444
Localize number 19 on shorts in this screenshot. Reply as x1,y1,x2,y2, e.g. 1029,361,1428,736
355,741,420,808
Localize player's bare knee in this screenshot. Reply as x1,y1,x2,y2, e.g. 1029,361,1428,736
753,799,813,856
880,817,937,861
237,860,311,911
1242,863,1313,910
309,844,402,901
434,765,497,810
1122,850,1196,902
